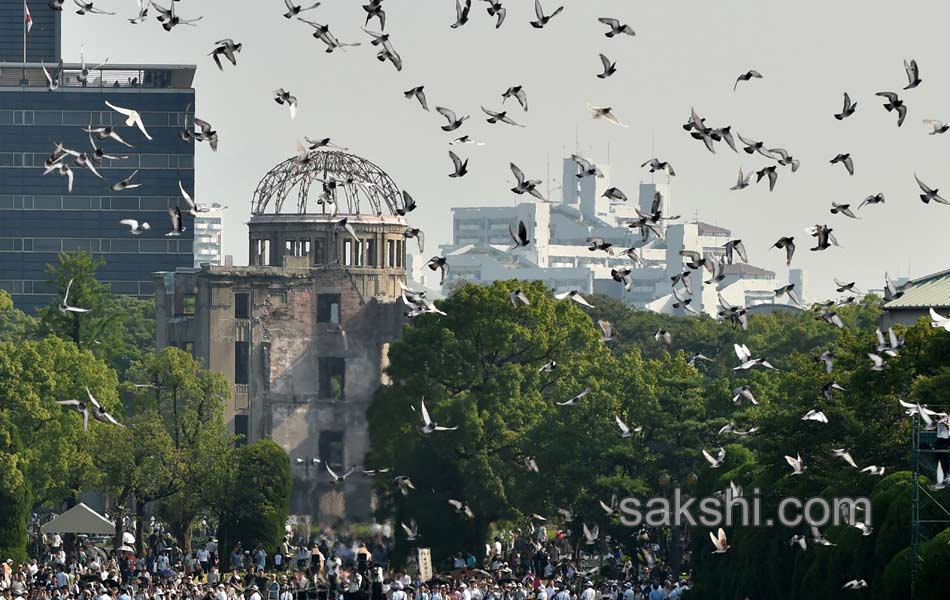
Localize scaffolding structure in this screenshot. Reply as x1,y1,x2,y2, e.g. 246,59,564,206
910,408,950,599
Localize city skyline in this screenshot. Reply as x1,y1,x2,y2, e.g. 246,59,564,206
50,0,950,299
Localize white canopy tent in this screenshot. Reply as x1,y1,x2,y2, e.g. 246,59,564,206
40,503,115,535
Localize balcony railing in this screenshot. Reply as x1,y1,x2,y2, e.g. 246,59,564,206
0,63,196,90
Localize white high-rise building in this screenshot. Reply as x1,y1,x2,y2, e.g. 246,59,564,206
439,156,806,316
193,213,224,267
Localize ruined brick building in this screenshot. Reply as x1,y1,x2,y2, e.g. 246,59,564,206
154,150,411,523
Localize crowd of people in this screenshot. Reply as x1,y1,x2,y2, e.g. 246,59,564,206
2,522,689,600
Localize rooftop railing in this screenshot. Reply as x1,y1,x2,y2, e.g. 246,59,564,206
0,62,196,90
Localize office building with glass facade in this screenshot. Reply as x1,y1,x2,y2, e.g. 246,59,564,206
0,1,196,311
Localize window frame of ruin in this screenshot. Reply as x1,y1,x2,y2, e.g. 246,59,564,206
365,238,377,267
318,430,345,470
317,293,341,324
318,356,346,400
234,340,250,385
234,292,250,319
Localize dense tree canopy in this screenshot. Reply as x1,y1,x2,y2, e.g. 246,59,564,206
367,280,950,597
126,347,234,552
218,439,292,563
0,336,120,557
0,290,38,343
0,252,256,558
38,251,156,378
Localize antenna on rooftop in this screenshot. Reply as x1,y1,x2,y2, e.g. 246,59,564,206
546,153,550,202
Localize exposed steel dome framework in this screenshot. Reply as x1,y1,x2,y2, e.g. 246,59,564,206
251,149,407,216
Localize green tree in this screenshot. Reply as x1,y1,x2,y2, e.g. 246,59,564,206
92,412,178,552
0,290,38,343
37,251,156,378
218,440,292,564
38,251,111,348
917,528,950,600
366,282,950,597
0,452,32,563
367,280,606,561
0,336,120,508
127,347,233,552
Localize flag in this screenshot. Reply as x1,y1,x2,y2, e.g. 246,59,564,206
25,2,33,33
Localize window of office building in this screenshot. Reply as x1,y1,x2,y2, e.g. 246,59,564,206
317,293,341,324
33,111,63,126
234,292,249,319
319,357,345,400
354,240,363,267
33,239,61,252
234,341,249,385
318,431,345,470
140,155,170,169
111,239,138,253
140,240,166,253
387,240,396,268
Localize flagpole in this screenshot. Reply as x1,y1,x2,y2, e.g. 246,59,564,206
23,1,27,63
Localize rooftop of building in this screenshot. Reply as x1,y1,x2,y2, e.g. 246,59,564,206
722,263,776,278
249,213,407,226
883,268,950,310
0,62,196,90
155,258,361,282
745,302,806,315
695,221,731,236
251,150,406,217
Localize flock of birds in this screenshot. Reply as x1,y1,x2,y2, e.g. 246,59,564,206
36,0,950,591
399,273,948,580
41,92,225,237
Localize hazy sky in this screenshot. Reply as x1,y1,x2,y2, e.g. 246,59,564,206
62,1,950,299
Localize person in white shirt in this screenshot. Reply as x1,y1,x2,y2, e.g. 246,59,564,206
579,583,596,600
347,573,362,595
391,582,407,600
215,584,228,600
197,548,210,572
469,583,482,600
279,581,294,600
248,585,262,600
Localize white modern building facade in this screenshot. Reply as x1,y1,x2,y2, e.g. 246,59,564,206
439,157,806,317
193,212,224,267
